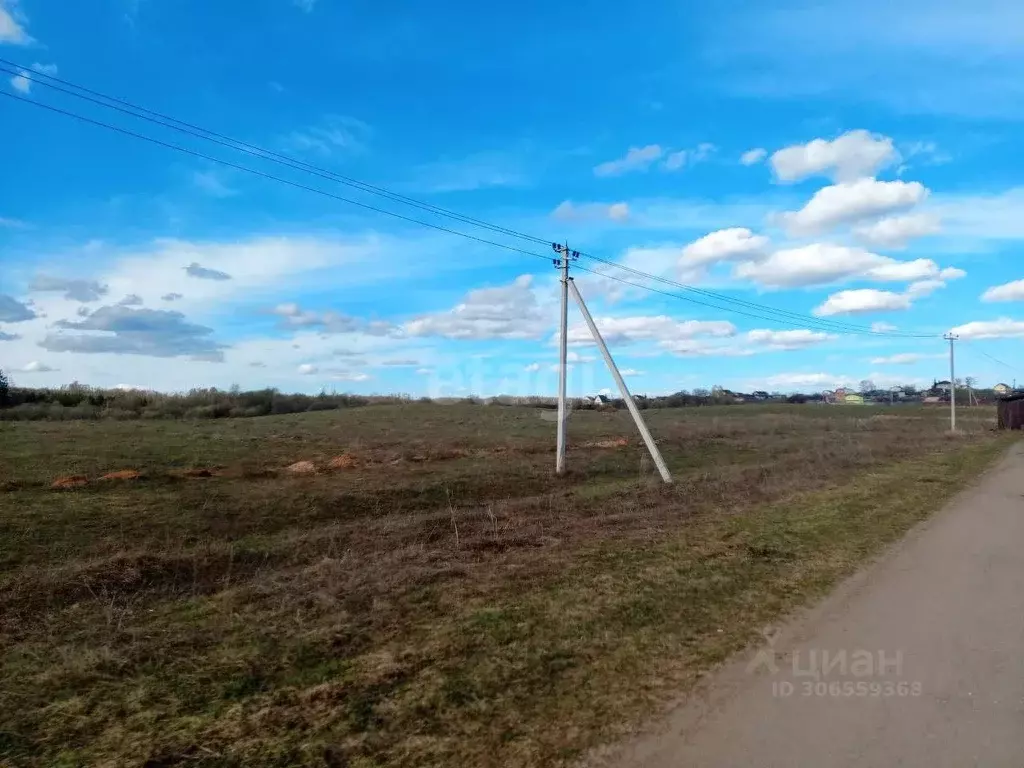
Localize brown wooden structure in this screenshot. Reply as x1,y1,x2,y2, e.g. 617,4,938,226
997,393,1024,430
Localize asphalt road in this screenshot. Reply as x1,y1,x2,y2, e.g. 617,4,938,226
597,443,1024,768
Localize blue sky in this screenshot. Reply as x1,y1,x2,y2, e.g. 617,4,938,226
2,0,1024,396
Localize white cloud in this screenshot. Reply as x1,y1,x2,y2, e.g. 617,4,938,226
870,353,939,365
853,213,941,249
664,150,687,171
813,288,911,316
734,243,882,288
693,142,717,161
7,62,58,95
619,368,644,376
0,294,35,322
740,148,767,165
764,372,843,389
331,371,369,382
982,279,1024,303
20,361,58,373
185,262,232,281
664,143,716,171
950,318,1024,340
30,275,109,302
0,233,419,391
871,322,898,332
746,329,835,349
42,305,227,360
524,362,541,372
293,0,316,11
904,279,945,299
865,258,943,282
405,275,548,340
9,70,29,93
0,1,30,44
734,244,955,290
680,228,770,268
297,363,318,375
192,170,236,198
594,145,663,177
661,328,834,358
771,130,898,183
271,303,364,334
566,351,595,363
566,315,736,346
940,267,966,280
286,115,370,155
660,339,755,357
780,178,928,234
552,200,630,222
409,151,528,193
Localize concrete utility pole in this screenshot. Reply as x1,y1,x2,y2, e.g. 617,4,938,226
568,279,673,484
552,243,576,475
944,332,958,431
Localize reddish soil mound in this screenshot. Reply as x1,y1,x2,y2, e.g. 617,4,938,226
285,460,317,475
99,470,142,481
327,454,359,470
52,475,89,490
585,438,629,449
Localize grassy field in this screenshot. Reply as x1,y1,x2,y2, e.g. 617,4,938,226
0,403,1013,767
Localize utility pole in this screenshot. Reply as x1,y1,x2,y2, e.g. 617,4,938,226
568,279,673,484
944,332,958,431
552,243,577,475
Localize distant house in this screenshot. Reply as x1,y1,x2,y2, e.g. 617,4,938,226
933,380,952,394
994,383,1012,395
591,394,612,407
844,393,865,405
923,396,944,404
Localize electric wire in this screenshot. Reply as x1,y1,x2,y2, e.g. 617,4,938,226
0,71,945,340
0,58,552,249
575,251,938,338
0,89,558,268
962,340,1018,374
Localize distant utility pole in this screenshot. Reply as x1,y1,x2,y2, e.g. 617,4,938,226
552,243,576,475
550,243,672,484
944,332,958,431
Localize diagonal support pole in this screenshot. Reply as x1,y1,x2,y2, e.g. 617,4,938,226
568,278,673,484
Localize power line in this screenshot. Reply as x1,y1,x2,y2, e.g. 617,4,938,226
0,89,558,268
0,58,551,249
576,251,939,339
962,340,1018,373
571,262,865,331
0,71,942,339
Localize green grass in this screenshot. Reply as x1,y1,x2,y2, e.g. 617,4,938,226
0,403,1013,766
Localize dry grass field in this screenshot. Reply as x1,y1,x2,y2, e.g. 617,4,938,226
0,402,1013,767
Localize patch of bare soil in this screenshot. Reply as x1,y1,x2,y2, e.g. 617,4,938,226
285,460,317,475
584,438,630,449
327,454,359,470
99,470,142,481
51,475,89,490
